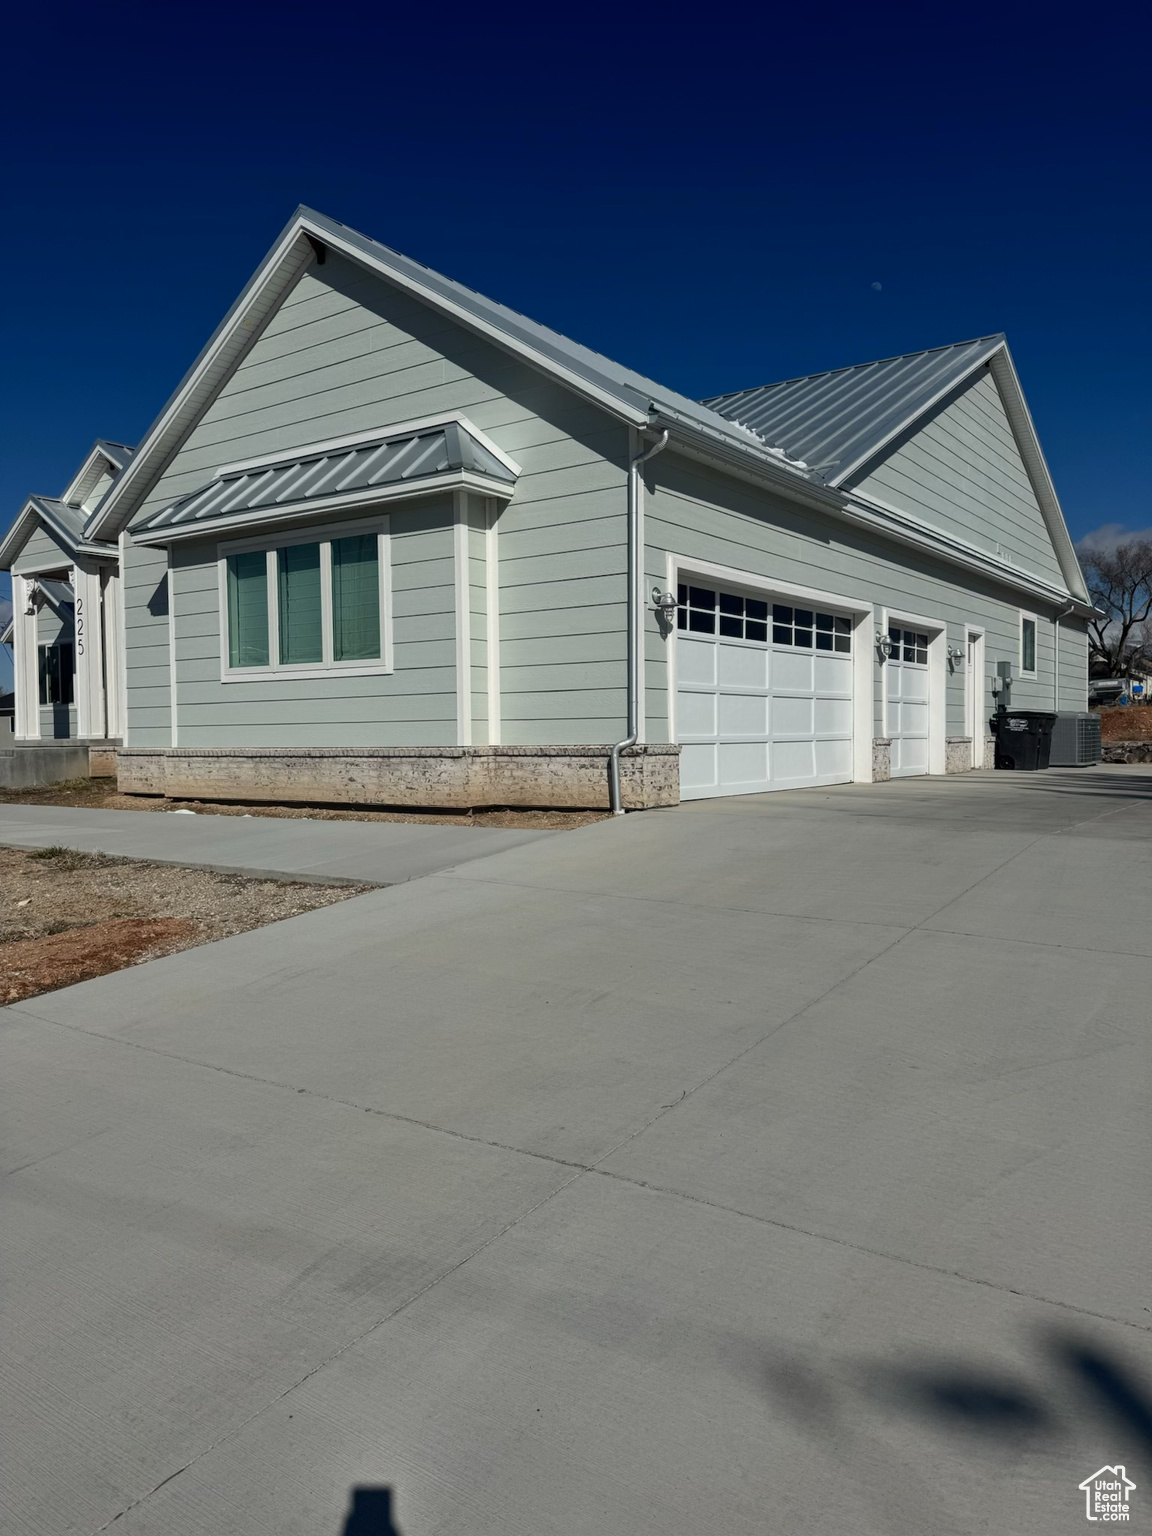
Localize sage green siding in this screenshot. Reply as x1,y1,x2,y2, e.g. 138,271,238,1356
847,371,1065,587
467,507,490,743
124,542,172,747
168,498,457,749
643,450,1085,747
123,251,630,749
12,523,73,575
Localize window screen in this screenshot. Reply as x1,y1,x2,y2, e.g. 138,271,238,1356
227,552,270,667
332,535,381,661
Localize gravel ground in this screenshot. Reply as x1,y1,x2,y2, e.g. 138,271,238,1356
1,846,373,1003
0,778,610,830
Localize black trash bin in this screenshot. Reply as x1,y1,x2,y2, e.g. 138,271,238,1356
993,710,1057,770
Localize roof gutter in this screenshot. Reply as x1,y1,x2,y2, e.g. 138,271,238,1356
609,428,668,814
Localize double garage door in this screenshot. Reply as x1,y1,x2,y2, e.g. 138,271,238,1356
676,582,855,800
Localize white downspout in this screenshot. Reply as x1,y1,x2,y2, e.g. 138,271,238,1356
1053,603,1075,711
609,427,669,814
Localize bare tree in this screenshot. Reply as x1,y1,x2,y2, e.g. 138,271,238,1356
1078,538,1152,676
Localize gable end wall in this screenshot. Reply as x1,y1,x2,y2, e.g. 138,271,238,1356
846,369,1066,587
121,252,631,750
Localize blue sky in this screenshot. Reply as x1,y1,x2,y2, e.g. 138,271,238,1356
2,0,1149,686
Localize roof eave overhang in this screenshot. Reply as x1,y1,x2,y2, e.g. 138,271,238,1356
822,339,1089,605
0,498,115,570
87,209,652,544
129,468,515,546
654,426,1088,613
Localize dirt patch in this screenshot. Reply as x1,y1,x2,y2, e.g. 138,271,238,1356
0,778,610,831
2,919,201,1005
1096,706,1152,742
1,846,373,1004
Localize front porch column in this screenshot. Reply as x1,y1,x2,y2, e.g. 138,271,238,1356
73,559,106,739
11,574,40,739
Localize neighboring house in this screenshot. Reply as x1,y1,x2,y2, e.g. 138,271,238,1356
0,440,132,743
0,207,1093,808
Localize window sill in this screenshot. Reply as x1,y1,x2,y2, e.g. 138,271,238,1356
220,663,394,683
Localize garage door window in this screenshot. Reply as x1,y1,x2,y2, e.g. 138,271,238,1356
889,624,928,664
773,604,852,652
677,584,768,640
677,585,851,651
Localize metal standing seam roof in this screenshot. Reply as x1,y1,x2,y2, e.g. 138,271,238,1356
702,335,1004,485
130,422,516,537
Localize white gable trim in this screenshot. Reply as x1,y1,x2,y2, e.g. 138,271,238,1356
828,341,1087,602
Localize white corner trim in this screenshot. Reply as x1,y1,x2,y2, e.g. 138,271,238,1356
213,412,523,480
485,498,501,745
453,490,472,746
11,574,40,739
117,532,130,747
168,552,178,748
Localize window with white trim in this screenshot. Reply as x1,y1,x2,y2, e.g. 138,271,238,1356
220,519,391,679
1019,613,1037,677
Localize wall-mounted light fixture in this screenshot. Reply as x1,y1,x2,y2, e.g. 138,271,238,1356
875,629,894,658
651,588,679,621
947,644,965,669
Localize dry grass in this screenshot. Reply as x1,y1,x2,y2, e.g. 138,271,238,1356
1,845,372,1004
0,777,609,831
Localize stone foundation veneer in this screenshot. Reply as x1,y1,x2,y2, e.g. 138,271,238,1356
117,744,681,811
872,738,892,782
945,736,973,773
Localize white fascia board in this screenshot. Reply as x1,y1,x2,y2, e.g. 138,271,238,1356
825,339,1005,489
87,208,637,546
842,491,1089,610
986,346,1088,602
213,412,523,479
656,431,1088,614
298,214,651,431
0,503,42,568
130,469,514,546
61,444,118,512
85,220,318,542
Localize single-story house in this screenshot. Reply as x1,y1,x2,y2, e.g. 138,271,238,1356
0,206,1093,809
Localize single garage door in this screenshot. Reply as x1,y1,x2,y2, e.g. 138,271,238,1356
676,582,854,800
886,623,930,776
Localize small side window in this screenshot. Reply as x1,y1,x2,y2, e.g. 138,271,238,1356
1020,615,1037,676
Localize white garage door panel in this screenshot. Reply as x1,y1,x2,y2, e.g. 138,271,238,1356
773,695,814,735
678,690,717,736
719,693,769,734
676,584,855,799
887,625,931,778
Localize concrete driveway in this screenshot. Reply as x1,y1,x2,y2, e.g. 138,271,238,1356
3,766,1150,1535
0,803,553,884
